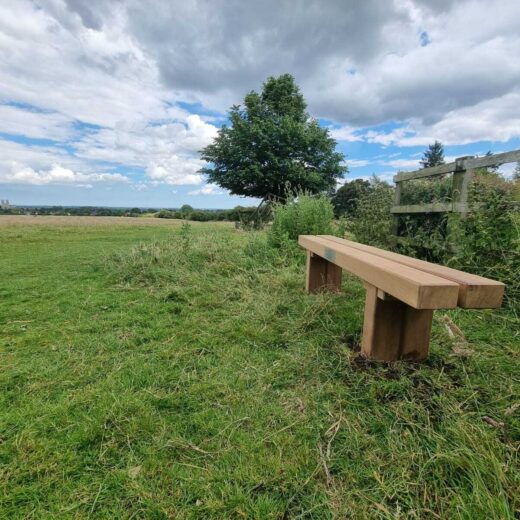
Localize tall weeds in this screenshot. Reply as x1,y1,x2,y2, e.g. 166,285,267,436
268,192,337,247
348,173,519,308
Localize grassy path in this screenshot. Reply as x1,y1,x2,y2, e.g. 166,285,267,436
0,221,518,518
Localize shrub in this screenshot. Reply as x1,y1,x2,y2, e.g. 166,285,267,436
349,171,519,308
400,176,453,205
350,178,394,249
234,205,271,230
268,193,335,247
449,174,520,307
180,204,193,215
397,173,519,307
397,213,449,262
331,179,373,217
396,176,453,261
156,210,179,219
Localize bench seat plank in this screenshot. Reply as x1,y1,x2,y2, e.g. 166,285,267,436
321,235,504,309
299,235,459,309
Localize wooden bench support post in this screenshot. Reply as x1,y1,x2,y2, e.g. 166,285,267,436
361,283,433,361
305,251,342,293
300,235,503,363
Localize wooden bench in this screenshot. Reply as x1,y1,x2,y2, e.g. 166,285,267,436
298,235,505,362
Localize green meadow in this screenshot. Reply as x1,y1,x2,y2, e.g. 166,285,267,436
0,217,519,518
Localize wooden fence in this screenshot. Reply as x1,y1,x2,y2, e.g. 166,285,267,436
392,148,520,239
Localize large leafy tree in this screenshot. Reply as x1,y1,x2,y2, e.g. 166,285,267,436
331,179,372,217
200,74,346,199
420,141,445,168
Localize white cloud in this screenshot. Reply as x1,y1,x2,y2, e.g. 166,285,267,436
0,162,129,187
0,105,76,141
309,1,520,133
0,108,218,187
382,158,422,169
365,128,413,147
375,155,458,171
406,92,520,146
75,114,217,185
0,139,71,171
347,172,396,184
329,125,362,142
146,158,203,186
188,184,224,196
0,1,219,188
346,159,370,168
0,0,168,128
0,138,131,188
131,182,151,191
4,0,520,143
364,91,520,147
1,0,520,200
497,163,517,179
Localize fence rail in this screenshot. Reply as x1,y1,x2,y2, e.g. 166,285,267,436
391,147,520,241
391,202,468,214
393,149,520,183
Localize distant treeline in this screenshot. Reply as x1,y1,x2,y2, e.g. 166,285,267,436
156,206,257,222
1,206,151,217
0,205,258,222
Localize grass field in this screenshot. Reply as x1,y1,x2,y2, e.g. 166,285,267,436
1,216,519,518
0,215,198,227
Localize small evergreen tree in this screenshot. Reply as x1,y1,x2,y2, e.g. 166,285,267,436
420,141,445,169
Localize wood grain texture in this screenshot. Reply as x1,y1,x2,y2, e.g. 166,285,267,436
465,149,520,170
390,202,468,214
299,235,459,309
399,306,433,361
322,235,504,308
305,251,342,293
362,284,403,361
362,284,433,361
394,162,456,181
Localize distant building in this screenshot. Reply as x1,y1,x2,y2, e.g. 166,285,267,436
1,199,11,209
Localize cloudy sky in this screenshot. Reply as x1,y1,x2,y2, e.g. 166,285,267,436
1,0,519,208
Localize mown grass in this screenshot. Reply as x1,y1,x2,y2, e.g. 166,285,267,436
0,220,519,518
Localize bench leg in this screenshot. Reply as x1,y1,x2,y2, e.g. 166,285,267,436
361,283,433,361
305,251,342,293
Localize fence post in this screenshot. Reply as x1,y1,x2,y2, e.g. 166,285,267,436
392,179,402,240
448,156,474,246
451,156,474,216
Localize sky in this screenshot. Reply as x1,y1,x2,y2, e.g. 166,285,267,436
1,0,519,209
